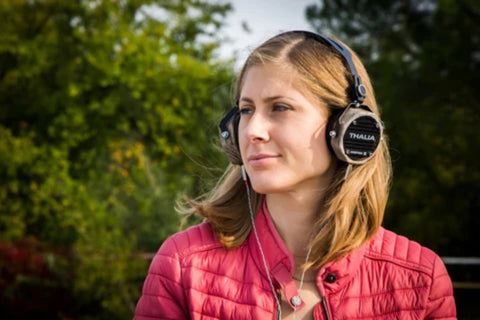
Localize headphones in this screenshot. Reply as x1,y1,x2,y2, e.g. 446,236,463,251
219,31,383,166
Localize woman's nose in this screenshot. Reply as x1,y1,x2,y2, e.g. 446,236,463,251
244,112,270,143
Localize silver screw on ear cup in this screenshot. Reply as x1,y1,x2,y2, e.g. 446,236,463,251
357,84,367,97
329,130,337,137
221,131,229,139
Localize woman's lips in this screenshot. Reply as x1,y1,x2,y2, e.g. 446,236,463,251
247,154,280,166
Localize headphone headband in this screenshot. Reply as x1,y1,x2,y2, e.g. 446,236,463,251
287,31,366,104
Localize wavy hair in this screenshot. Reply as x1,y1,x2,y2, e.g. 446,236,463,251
180,31,392,269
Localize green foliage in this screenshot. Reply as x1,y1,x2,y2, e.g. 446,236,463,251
306,0,480,255
0,0,233,318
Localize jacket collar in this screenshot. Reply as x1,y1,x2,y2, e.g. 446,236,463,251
248,198,375,309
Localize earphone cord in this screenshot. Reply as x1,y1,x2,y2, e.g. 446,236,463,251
243,167,314,319
243,167,282,319
293,246,312,320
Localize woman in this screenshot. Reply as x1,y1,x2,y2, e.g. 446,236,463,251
134,31,456,319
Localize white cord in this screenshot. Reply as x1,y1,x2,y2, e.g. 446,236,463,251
242,166,313,319
242,167,282,318
293,246,312,320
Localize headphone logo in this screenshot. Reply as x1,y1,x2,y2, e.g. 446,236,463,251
349,132,376,142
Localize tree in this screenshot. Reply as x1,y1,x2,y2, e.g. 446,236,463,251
306,0,480,256
0,0,233,318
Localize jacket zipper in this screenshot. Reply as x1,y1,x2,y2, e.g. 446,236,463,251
321,296,331,320
275,292,281,320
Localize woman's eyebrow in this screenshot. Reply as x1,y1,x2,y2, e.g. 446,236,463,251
239,95,293,103
239,97,254,103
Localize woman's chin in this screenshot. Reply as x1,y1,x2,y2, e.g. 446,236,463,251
249,180,285,195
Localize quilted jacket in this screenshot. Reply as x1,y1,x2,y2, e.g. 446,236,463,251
134,201,456,319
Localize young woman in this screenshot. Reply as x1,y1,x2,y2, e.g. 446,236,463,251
134,31,456,319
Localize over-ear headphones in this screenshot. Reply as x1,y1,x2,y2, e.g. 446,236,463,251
219,30,383,166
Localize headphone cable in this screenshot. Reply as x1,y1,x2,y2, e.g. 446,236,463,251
242,166,282,318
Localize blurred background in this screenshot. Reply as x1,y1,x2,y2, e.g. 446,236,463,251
1,0,478,319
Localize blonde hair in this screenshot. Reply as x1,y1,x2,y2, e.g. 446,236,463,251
181,32,392,269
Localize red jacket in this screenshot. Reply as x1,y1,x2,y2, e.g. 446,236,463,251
135,201,456,319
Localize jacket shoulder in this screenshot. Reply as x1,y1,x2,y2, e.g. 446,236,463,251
134,223,223,320
365,227,439,275
160,222,223,259
364,228,456,318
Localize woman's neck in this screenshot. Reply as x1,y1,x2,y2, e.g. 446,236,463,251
265,190,324,257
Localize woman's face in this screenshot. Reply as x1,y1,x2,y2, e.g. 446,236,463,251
238,63,336,195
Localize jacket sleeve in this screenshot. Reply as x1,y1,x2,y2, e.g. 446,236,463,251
425,254,457,319
134,235,188,320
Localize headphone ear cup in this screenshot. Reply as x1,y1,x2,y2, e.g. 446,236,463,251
219,107,243,165
327,106,383,165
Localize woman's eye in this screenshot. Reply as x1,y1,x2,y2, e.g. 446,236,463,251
239,107,253,115
273,104,291,112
